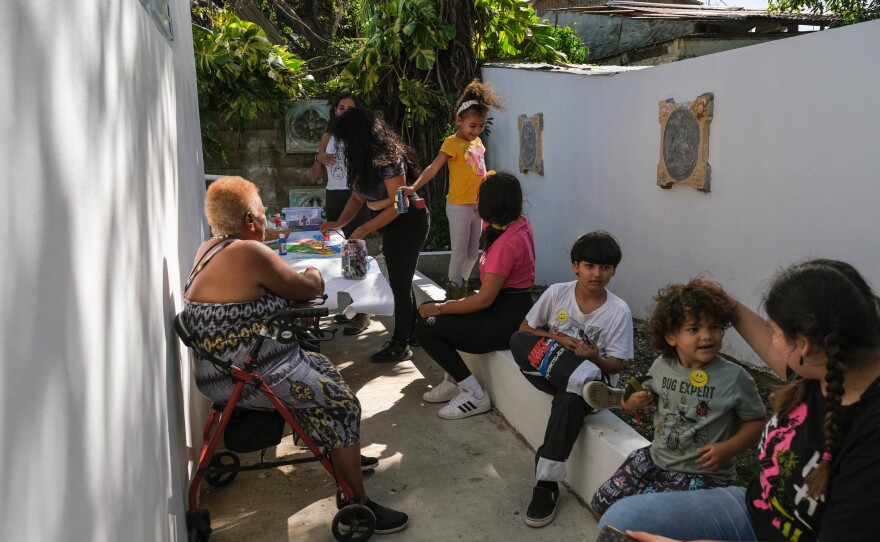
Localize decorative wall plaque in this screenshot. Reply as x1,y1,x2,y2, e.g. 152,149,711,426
518,113,544,175
285,100,330,153
657,93,713,192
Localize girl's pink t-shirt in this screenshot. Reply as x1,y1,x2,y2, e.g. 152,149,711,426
479,218,535,289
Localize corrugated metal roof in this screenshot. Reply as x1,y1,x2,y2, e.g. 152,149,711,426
483,61,649,75
554,2,841,23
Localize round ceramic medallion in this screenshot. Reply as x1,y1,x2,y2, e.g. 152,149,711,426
663,106,700,181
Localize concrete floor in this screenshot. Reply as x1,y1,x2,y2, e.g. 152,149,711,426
199,314,601,541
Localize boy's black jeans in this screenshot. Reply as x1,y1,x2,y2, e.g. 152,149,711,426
510,331,600,482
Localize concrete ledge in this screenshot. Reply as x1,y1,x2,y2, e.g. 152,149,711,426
416,251,480,286
411,270,649,502
460,350,649,501
413,269,447,305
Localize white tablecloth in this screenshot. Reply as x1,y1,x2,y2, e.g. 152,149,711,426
279,240,394,319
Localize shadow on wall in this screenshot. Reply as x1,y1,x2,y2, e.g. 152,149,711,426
2,2,204,540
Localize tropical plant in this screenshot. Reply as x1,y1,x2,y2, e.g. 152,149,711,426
333,0,569,248
192,8,314,151
473,0,561,62
770,0,879,24
201,0,576,247
337,0,455,125
550,23,588,64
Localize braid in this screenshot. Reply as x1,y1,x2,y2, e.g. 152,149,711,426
805,332,846,498
765,260,880,503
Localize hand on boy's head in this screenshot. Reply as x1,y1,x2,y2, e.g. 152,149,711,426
695,441,734,471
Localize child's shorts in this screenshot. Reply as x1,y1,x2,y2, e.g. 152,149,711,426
590,445,730,516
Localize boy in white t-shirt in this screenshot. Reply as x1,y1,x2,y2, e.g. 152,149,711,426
509,231,634,528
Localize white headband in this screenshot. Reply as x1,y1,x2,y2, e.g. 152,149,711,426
456,100,481,116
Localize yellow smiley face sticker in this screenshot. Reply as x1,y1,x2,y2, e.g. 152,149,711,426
690,370,709,388
556,310,569,323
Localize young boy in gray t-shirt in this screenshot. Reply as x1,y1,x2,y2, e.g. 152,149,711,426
588,278,767,519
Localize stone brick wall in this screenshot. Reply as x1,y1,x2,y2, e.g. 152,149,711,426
203,113,321,213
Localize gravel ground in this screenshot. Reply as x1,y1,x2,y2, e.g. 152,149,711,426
620,319,780,486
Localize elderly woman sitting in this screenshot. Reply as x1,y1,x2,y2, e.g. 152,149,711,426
182,176,408,534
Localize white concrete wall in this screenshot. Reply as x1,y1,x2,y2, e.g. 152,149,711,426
0,2,204,540
483,20,880,366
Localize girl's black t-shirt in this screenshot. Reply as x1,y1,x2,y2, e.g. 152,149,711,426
354,159,408,203
747,377,880,542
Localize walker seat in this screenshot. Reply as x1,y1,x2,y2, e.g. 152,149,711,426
174,305,375,542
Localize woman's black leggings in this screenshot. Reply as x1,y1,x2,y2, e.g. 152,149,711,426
415,290,533,382
380,207,429,343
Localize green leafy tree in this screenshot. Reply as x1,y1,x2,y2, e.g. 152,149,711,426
551,23,588,64
770,0,878,24
192,8,314,152
203,0,582,249
473,0,560,62
335,0,566,248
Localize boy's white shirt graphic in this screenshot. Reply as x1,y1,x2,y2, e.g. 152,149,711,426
525,281,634,386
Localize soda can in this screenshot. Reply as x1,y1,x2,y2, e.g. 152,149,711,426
395,187,409,214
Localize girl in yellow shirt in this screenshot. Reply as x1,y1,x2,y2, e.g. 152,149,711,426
403,80,503,298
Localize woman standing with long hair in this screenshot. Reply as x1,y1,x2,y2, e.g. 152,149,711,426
321,108,429,363
312,92,373,335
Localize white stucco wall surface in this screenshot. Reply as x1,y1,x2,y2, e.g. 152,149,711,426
483,20,880,367
0,1,205,540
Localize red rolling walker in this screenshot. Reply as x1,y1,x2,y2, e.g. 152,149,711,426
174,305,375,542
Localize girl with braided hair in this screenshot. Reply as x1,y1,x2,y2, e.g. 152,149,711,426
598,259,880,542
401,79,504,299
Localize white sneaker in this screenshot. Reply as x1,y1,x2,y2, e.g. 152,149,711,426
422,379,460,403
438,390,491,420
582,381,625,410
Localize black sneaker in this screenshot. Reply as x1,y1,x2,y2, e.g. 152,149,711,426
339,500,409,535
525,484,559,528
367,499,409,534
369,341,413,363
360,455,379,472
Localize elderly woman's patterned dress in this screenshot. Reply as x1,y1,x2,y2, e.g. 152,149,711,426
183,292,360,448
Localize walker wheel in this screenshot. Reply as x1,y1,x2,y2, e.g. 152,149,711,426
186,508,211,542
331,503,375,542
204,451,240,487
